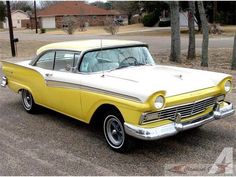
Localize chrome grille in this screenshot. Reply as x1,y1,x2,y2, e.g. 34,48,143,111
143,97,217,123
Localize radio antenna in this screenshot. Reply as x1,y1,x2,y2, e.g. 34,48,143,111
100,39,105,77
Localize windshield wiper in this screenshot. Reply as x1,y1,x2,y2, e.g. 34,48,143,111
136,63,152,66
108,65,133,72
108,63,151,72
116,65,132,70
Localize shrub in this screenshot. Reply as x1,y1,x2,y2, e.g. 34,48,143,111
103,17,119,35
62,15,78,35
40,28,46,33
142,11,160,27
209,23,223,34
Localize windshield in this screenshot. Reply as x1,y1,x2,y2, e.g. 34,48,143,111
79,46,155,73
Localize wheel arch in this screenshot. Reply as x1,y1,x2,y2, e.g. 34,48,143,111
89,103,124,126
18,87,35,98
18,86,40,105
18,87,31,94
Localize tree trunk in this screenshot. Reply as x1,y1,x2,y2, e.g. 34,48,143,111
170,1,181,63
187,1,196,60
197,1,209,67
128,13,132,25
231,34,236,70
195,2,202,32
213,1,217,23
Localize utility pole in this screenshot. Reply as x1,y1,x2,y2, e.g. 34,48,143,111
6,1,15,57
34,0,38,33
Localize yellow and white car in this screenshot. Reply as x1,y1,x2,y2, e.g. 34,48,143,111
1,40,235,152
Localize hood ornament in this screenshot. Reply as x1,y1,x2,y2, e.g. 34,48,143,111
175,74,183,80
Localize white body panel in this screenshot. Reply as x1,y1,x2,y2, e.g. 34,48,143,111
18,60,230,103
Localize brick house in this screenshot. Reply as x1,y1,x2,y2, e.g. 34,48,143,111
37,1,126,29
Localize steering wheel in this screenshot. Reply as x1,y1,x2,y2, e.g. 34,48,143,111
119,57,138,67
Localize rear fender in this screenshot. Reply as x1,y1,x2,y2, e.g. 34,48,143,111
1,61,46,104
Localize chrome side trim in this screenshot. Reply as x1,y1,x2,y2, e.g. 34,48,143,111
125,101,235,141
46,79,142,103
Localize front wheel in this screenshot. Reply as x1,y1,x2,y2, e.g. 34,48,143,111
103,111,134,153
21,89,37,113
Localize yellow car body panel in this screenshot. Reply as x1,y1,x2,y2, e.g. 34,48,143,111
1,61,46,103
1,61,232,129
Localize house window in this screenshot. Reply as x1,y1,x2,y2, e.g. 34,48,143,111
17,20,20,24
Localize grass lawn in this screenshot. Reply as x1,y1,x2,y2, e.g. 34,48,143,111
155,48,235,75
2,24,234,37
0,40,51,59
119,25,236,37
45,24,149,35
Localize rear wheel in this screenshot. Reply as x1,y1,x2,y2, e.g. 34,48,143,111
103,110,134,153
21,89,37,113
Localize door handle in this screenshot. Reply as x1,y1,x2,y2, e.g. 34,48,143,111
45,73,53,77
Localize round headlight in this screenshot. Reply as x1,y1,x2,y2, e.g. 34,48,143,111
154,96,165,109
224,80,232,92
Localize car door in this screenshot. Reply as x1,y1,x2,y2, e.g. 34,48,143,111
34,50,84,121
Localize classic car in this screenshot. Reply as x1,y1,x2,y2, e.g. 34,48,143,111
1,40,235,152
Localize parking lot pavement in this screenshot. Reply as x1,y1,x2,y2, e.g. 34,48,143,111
0,68,235,175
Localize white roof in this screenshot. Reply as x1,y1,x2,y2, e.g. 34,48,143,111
36,39,145,55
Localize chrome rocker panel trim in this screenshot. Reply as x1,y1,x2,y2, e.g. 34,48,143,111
124,101,235,140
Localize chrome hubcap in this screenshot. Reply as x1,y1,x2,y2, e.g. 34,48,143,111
105,116,124,147
22,90,32,110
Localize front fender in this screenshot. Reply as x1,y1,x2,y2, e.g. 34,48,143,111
80,89,151,124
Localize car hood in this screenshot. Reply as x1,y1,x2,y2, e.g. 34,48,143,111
89,65,230,102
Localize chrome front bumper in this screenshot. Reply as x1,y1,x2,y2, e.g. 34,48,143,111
124,101,235,140
1,76,7,87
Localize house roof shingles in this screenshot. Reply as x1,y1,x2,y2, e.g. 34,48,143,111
38,1,119,17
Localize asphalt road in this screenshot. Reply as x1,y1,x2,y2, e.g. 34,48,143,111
0,31,234,53
0,68,235,175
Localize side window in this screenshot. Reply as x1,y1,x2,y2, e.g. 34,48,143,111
35,51,55,70
54,51,79,72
